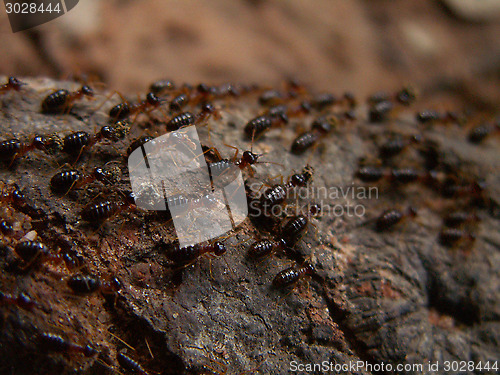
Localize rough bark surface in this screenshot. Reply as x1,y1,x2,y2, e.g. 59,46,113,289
0,77,499,374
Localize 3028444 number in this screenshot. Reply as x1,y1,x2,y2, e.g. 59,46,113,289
443,361,498,372
5,2,61,14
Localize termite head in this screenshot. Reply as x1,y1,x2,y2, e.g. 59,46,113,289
212,241,226,256
109,277,122,292
396,86,417,105
124,191,136,205
241,151,261,165
81,85,94,98
83,345,98,357
99,125,118,140
410,134,422,144
146,92,163,106
9,77,26,90
32,135,47,150
407,206,417,218
304,261,316,274
201,103,216,113
309,204,321,217
43,134,63,155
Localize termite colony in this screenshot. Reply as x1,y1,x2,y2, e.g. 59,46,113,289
0,75,497,373
352,87,496,253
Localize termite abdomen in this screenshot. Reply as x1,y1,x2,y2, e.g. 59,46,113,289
62,131,91,155
166,112,195,131
375,207,417,232
291,132,319,154
109,103,131,121
244,115,272,139
80,201,120,222
67,274,101,294
272,262,315,289
117,352,148,375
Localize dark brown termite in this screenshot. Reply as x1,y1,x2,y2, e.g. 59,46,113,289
0,135,62,165
149,78,175,95
272,261,316,289
378,134,422,159
67,273,121,295
244,114,288,139
41,86,94,114
0,291,37,311
468,121,500,144
39,332,98,357
61,121,129,157
166,104,219,131
0,77,26,94
50,166,121,194
260,165,314,213
367,86,417,122
290,116,339,154
117,352,149,375
80,191,137,223
247,238,289,259
443,211,480,228
438,228,476,248
0,184,25,208
0,219,14,235
164,241,226,266
374,207,417,232
416,110,465,126
14,240,61,266
278,204,321,245
109,92,165,121
355,166,433,185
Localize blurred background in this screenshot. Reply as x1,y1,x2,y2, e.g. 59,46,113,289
1,0,500,104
